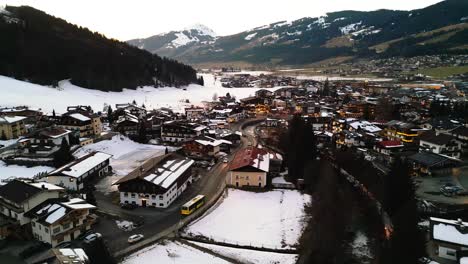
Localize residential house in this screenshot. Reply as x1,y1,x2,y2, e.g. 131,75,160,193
408,151,461,176
113,113,139,136
185,107,205,120
21,127,71,157
46,152,112,191
115,104,147,119
0,116,27,139
0,107,42,124
419,131,462,159
430,217,468,261
65,106,103,136
28,198,96,247
115,154,194,208
226,147,270,188
446,126,468,154
161,121,207,144
383,120,421,143
58,113,94,138
0,181,64,226
49,248,89,264
184,136,232,158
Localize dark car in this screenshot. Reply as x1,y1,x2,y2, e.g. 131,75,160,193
121,203,138,210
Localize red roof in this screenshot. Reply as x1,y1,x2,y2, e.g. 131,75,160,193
229,147,269,172
377,140,404,148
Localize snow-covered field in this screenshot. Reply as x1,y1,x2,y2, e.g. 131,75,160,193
184,188,311,249
0,160,54,184
0,74,274,114
73,135,167,193
0,139,18,148
122,240,230,264
192,241,298,264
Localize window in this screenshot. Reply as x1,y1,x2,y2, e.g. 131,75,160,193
53,227,60,234
44,227,49,233
124,192,128,197
31,222,36,227
57,236,64,243
63,223,70,230
131,193,136,198
151,195,156,199
39,225,41,230
159,203,164,206
235,175,239,179
446,250,456,256
246,176,249,180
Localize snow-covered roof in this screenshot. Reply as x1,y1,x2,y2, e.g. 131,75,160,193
431,217,468,246
29,182,64,191
349,120,381,133
49,152,112,178
33,198,95,225
229,147,270,172
58,248,88,262
69,113,91,122
194,136,231,147
143,158,194,189
0,116,27,124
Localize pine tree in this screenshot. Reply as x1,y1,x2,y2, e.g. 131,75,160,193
53,138,74,167
165,147,169,155
52,109,56,117
107,105,113,124
381,158,426,264
1,130,6,140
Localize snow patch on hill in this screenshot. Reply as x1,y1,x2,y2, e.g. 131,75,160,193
184,23,217,37
340,21,362,35
171,32,198,48
245,32,257,40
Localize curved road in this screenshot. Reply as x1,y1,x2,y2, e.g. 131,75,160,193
92,119,261,258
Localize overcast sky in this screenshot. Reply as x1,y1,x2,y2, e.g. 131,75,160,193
1,0,443,41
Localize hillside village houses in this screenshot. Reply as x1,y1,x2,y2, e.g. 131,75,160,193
226,147,270,188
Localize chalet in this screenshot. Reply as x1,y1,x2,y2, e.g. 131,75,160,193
255,89,273,98
0,107,42,124
183,136,232,158
115,103,147,118
419,131,462,159
374,140,404,156
185,107,205,120
446,126,468,154
226,147,270,188
161,121,207,143
348,120,382,134
58,113,94,138
383,120,421,144
21,127,71,157
0,181,64,225
27,198,96,246
113,113,139,136
114,154,194,208
49,248,89,264
65,105,103,136
0,116,27,139
408,151,461,176
46,152,112,191
430,217,468,261
220,131,242,145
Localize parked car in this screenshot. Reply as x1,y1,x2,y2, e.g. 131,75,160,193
121,203,138,210
223,158,228,163
128,234,144,244
84,233,102,244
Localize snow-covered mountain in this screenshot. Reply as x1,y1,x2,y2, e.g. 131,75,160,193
127,23,217,54
128,0,468,66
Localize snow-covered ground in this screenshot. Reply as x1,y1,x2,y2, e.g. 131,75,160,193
192,241,298,264
122,240,230,264
73,135,167,193
0,139,18,148
351,231,372,263
0,160,54,184
184,188,311,249
0,74,275,114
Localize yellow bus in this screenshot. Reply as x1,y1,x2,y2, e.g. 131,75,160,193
181,195,205,216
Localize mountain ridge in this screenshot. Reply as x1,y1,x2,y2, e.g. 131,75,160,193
128,0,468,66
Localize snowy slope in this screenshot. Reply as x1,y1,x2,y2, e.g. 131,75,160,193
0,161,54,184
122,240,230,264
184,189,311,249
0,74,273,114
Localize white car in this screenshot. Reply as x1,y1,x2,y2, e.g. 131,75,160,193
128,234,144,244
223,158,228,163
84,233,102,243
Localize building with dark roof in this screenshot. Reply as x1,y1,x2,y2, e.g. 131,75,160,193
0,180,64,225
419,131,462,158
114,153,194,208
408,152,461,176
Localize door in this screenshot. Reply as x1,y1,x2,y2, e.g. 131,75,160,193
142,200,147,207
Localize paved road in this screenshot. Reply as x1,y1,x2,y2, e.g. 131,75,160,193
92,119,260,255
